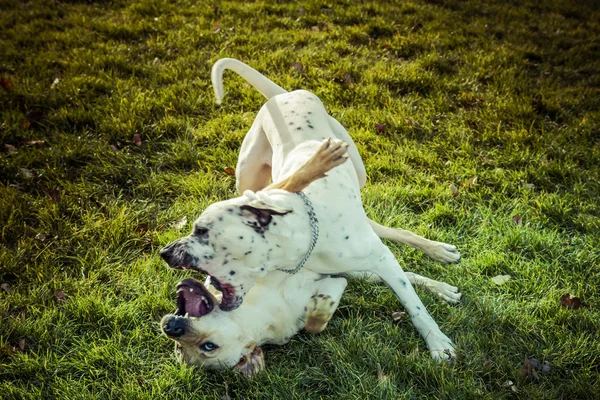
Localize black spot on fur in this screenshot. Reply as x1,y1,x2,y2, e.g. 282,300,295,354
221,246,227,251
330,301,335,306
317,294,324,298
345,236,349,240
218,216,223,221
229,271,236,275
401,279,407,287
296,126,302,131
288,121,294,126
244,250,252,255
239,236,244,240
416,306,421,310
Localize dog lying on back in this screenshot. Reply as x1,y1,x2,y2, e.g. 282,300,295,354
161,140,462,374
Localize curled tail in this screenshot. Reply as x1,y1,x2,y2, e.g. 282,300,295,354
211,58,288,104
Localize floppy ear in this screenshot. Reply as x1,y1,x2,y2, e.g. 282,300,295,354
240,204,291,229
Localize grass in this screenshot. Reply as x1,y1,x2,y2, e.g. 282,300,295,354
1,0,599,398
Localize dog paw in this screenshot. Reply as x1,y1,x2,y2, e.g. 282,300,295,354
311,138,349,175
235,347,265,377
426,331,456,363
304,293,339,334
425,241,461,264
427,281,462,304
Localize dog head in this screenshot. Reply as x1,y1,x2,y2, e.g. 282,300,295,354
161,277,264,373
160,190,293,311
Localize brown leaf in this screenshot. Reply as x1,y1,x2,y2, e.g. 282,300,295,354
449,183,459,197
24,140,45,149
461,175,477,188
1,283,9,292
375,123,387,133
4,144,17,154
311,26,320,32
342,72,353,85
110,144,118,152
133,134,142,147
521,358,540,380
213,24,221,33
224,167,235,176
55,289,66,301
391,311,405,321
512,215,522,225
321,8,334,15
1,77,14,91
560,293,584,309
291,61,304,74
21,120,31,129
18,339,25,352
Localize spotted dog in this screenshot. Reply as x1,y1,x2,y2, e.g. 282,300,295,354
161,58,461,361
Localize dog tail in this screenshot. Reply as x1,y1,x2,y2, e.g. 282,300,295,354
211,58,288,104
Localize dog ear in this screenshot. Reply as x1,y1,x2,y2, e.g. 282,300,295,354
240,204,291,228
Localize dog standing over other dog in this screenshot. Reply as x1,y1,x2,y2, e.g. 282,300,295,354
160,58,461,361
160,143,462,374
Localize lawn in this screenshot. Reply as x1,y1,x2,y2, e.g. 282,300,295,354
1,0,599,398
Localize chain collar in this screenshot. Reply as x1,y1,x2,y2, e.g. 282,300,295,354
276,191,319,274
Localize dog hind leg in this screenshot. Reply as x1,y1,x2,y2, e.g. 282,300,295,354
304,276,348,334
235,106,273,193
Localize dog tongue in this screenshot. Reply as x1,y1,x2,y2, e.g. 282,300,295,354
182,288,210,317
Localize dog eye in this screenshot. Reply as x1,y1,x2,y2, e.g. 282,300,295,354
193,227,209,237
200,342,218,352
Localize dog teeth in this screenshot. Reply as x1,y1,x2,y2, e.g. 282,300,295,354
184,312,189,318
189,288,194,292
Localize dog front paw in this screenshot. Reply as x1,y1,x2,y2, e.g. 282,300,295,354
427,281,462,304
304,293,339,334
235,347,265,377
426,331,456,363
424,242,461,264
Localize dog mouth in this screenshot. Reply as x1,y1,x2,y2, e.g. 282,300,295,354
175,278,216,317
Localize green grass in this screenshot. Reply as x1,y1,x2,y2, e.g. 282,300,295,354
1,0,599,398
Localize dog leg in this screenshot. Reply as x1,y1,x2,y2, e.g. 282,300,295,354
236,106,273,193
404,272,462,304
368,244,456,362
304,276,348,334
266,138,349,192
234,346,265,377
369,219,460,264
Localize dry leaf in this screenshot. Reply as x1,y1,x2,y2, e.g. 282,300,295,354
502,380,518,393
560,293,584,309
51,77,60,89
375,123,387,133
1,77,14,90
297,6,305,16
291,61,304,73
55,289,66,301
24,140,45,149
18,339,25,352
342,72,353,85
224,167,235,176
133,134,142,146
376,363,383,380
110,145,118,152
1,283,9,292
461,176,477,188
311,26,320,32
21,120,31,129
523,183,535,190
171,216,188,230
213,24,221,33
512,215,522,225
491,275,511,285
449,183,459,197
521,358,540,380
391,311,405,321
152,57,160,65
4,144,17,154
20,168,33,178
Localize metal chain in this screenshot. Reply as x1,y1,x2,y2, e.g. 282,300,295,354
277,191,319,274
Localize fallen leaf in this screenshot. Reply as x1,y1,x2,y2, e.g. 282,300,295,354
461,176,477,188
152,57,160,65
291,61,303,73
375,123,387,133
171,216,188,230
1,283,9,292
512,215,522,225
51,77,60,89
521,358,540,380
55,289,66,301
410,22,424,32
4,144,17,154
483,360,492,369
311,26,320,32
502,380,518,393
449,183,459,197
35,233,48,241
20,168,33,179
391,311,405,321
110,145,118,152
321,8,334,15
1,77,14,90
133,134,142,147
224,167,235,176
560,293,584,309
342,72,353,85
297,6,305,16
24,140,45,149
18,339,25,352
21,120,31,129
523,183,535,190
491,275,511,285
213,24,221,33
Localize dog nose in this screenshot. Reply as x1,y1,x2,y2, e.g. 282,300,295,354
163,316,186,337
160,244,174,262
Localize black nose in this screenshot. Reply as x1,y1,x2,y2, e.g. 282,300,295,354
160,244,174,263
163,316,186,337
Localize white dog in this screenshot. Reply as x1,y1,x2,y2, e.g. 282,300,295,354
160,144,462,374
160,58,461,361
